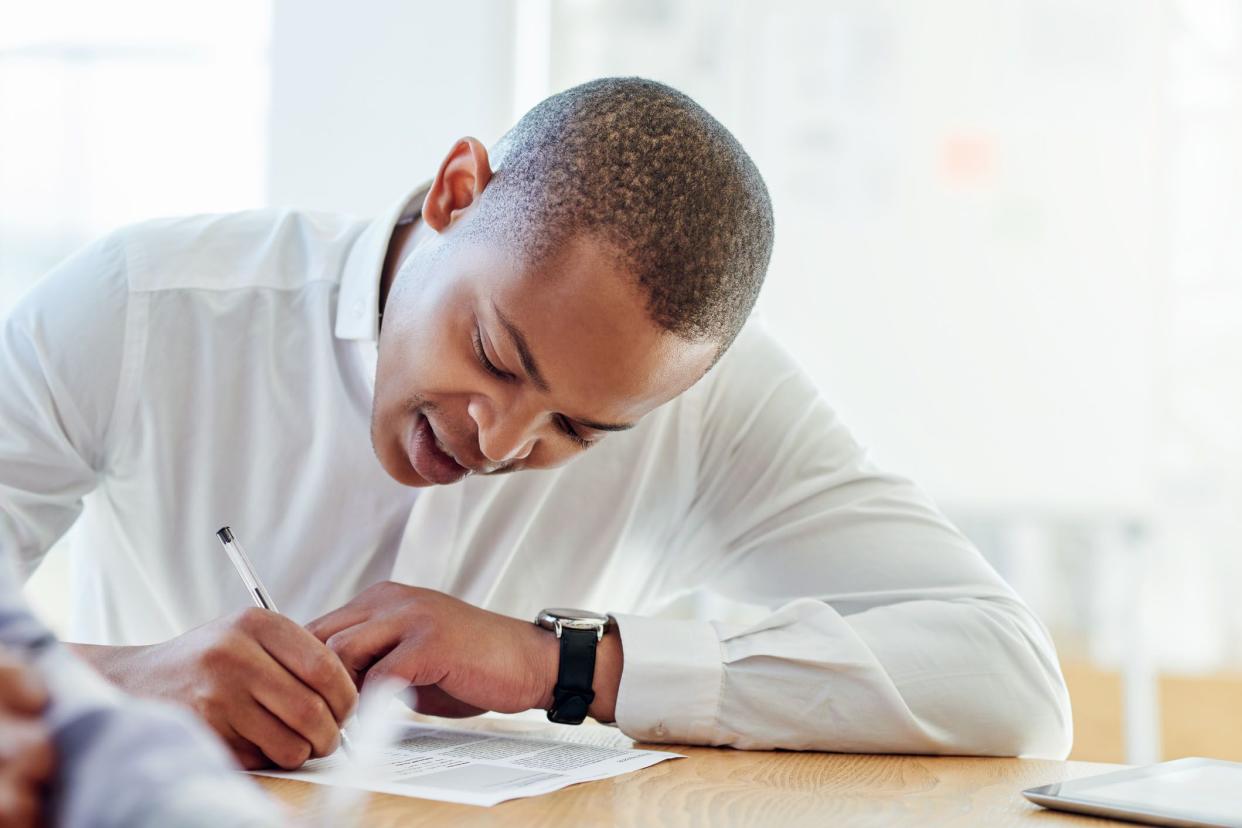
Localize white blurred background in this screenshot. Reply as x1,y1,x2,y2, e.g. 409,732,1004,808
3,0,1241,763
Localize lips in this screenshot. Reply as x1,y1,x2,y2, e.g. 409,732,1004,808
407,413,471,485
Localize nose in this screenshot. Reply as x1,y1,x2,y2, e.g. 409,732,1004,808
468,397,537,465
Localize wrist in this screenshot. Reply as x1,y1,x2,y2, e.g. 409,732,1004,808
530,624,624,723
67,642,152,691
587,630,623,723
533,626,557,711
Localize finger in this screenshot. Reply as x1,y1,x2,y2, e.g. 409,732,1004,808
246,611,358,723
324,621,404,683
230,698,315,770
0,652,48,715
305,604,371,643
0,719,54,780
234,742,271,772
219,722,276,771
248,665,341,759
403,685,487,719
0,779,40,828
12,727,54,783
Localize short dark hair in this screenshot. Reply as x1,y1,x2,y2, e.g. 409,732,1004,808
467,77,774,352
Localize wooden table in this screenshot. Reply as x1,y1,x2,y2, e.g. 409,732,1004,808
256,716,1125,827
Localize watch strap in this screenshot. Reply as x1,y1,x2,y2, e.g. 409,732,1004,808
546,627,597,725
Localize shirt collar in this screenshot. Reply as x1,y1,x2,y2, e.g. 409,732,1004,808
335,182,429,342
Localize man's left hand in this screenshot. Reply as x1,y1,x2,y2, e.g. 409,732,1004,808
306,583,621,721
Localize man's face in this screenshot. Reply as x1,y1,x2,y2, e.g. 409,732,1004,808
371,231,718,487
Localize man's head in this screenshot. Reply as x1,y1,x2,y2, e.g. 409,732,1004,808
372,77,774,487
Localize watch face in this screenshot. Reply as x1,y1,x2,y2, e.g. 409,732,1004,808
536,608,611,633
542,608,609,622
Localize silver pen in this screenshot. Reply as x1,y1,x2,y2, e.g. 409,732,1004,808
215,525,355,757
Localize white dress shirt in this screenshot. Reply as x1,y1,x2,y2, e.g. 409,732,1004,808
0,187,1072,759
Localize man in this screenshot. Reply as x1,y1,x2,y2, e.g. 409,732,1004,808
0,554,281,826
0,78,1072,768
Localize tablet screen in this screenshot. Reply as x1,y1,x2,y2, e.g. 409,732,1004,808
1026,758,1242,826
1087,765,1242,814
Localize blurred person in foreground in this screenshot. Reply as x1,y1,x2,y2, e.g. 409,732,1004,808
1,77,1073,767
0,554,281,827
0,642,51,828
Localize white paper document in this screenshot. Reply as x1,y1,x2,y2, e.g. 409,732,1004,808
250,721,684,807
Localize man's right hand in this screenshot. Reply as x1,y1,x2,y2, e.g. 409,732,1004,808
71,608,357,770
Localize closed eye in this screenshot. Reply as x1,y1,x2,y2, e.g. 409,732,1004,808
475,323,594,449
473,328,515,381
556,415,594,449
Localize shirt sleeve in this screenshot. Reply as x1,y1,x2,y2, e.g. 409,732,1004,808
611,323,1073,758
0,231,134,576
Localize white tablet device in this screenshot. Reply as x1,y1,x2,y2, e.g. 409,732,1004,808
1023,757,1242,827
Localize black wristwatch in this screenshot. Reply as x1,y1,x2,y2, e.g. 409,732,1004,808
535,608,611,725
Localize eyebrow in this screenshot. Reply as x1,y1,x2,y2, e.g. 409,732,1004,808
492,300,550,393
490,300,637,433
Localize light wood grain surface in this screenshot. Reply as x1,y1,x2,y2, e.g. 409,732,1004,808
255,716,1124,827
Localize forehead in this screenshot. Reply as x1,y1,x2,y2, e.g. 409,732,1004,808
471,234,715,422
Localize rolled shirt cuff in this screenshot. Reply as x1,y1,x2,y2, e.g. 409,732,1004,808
609,613,723,745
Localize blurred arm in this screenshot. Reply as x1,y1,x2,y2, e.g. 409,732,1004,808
0,556,283,828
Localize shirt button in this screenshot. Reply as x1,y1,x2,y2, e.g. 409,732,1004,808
352,299,365,318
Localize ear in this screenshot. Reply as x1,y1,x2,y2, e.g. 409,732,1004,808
421,137,493,233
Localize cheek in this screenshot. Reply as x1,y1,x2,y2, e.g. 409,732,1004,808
375,287,467,407
521,439,579,472
373,315,485,459
373,340,417,422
